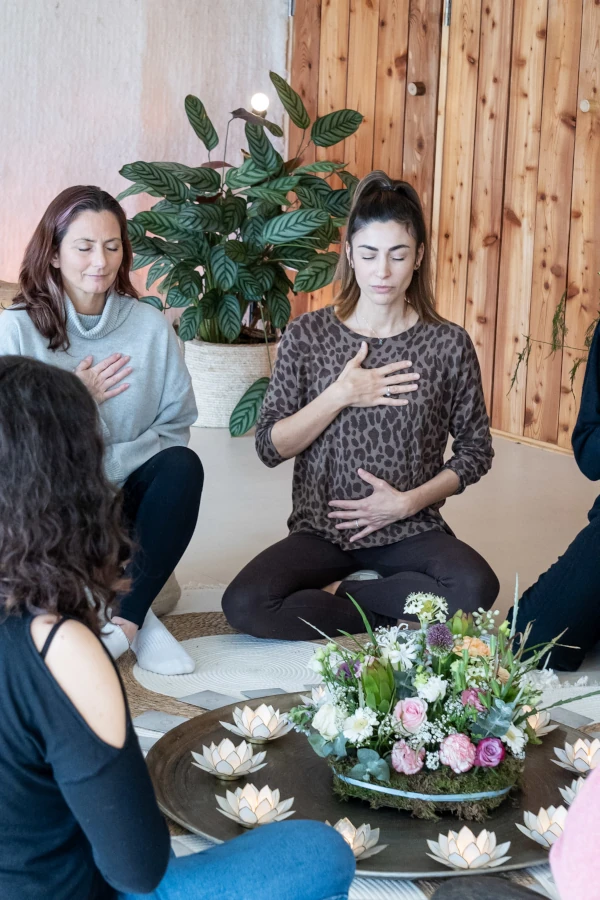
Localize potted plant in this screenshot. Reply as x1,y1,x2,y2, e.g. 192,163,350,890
118,72,362,434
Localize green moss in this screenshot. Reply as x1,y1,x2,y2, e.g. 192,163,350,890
330,757,524,822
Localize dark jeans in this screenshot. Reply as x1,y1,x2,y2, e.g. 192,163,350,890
222,530,499,640
431,876,539,899
118,447,203,627
513,498,600,670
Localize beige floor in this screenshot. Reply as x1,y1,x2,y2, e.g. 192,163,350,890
174,429,598,621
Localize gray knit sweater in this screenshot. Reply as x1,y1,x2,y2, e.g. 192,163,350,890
0,292,197,486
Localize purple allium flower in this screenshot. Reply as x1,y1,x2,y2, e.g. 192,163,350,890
426,623,454,654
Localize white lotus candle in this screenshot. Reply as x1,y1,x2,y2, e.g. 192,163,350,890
215,783,295,828
516,806,568,848
191,739,266,781
427,826,511,870
327,818,387,860
220,704,293,744
553,738,600,774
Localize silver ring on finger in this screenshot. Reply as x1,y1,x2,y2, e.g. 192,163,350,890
355,519,360,528
384,387,391,398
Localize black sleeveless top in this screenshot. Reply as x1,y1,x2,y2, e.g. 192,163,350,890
0,614,169,899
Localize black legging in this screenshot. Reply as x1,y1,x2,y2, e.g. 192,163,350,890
222,530,499,640
118,446,203,627
513,497,600,670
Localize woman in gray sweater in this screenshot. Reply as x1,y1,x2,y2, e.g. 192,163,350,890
0,185,202,674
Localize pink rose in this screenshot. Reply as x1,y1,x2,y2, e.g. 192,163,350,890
393,697,428,734
391,739,425,775
439,733,476,774
461,689,485,713
474,737,506,768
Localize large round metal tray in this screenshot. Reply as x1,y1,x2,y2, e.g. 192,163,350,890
146,692,574,879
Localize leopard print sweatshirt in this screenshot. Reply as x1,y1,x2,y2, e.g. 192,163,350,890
255,306,493,550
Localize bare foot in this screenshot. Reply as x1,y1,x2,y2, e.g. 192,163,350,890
111,616,139,644
322,581,342,595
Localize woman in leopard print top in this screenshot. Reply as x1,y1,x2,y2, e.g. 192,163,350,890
223,172,498,640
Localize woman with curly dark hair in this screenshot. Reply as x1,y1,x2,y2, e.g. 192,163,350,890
0,355,355,900
0,185,203,674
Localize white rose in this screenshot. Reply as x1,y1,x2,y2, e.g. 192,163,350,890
308,656,324,674
417,675,447,703
312,703,340,741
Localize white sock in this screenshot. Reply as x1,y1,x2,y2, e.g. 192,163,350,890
101,621,130,661
131,608,195,675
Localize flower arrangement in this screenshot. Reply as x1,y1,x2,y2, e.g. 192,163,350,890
289,592,570,821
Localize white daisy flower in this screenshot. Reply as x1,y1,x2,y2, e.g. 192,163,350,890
342,708,379,744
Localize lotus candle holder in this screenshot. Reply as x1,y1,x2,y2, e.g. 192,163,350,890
559,777,586,807
215,783,295,828
553,738,600,774
326,818,387,861
220,704,293,744
191,739,267,781
522,706,558,738
426,827,511,870
516,806,567,848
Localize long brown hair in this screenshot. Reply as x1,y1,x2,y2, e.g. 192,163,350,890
13,185,139,350
0,356,130,635
335,171,443,324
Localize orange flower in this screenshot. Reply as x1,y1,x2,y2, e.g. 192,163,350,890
454,636,491,658
497,666,510,684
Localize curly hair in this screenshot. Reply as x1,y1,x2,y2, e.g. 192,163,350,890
12,185,139,351
0,356,130,634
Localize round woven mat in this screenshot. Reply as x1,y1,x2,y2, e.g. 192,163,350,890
117,612,236,719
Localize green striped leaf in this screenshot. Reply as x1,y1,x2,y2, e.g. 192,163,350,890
135,211,187,241
178,270,203,300
120,162,188,203
266,289,291,329
151,199,185,213
246,186,292,206
220,194,246,233
179,205,221,233
262,208,328,245
236,266,263,300
151,162,220,193
242,215,267,249
270,244,317,270
129,233,162,255
127,219,146,241
217,293,242,341
337,170,359,194
250,264,276,292
224,240,248,263
245,123,281,174
166,286,191,308
210,245,237,290
295,185,329,211
311,109,363,148
184,95,219,151
226,158,270,190
325,189,352,218
146,258,172,289
293,161,346,175
269,71,310,129
116,182,149,201
229,376,270,437
200,288,220,319
140,295,164,310
132,252,158,271
178,306,201,342
293,252,339,293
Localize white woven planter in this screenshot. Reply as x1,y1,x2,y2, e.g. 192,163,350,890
184,340,277,429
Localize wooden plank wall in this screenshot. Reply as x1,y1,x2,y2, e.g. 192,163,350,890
290,0,599,449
